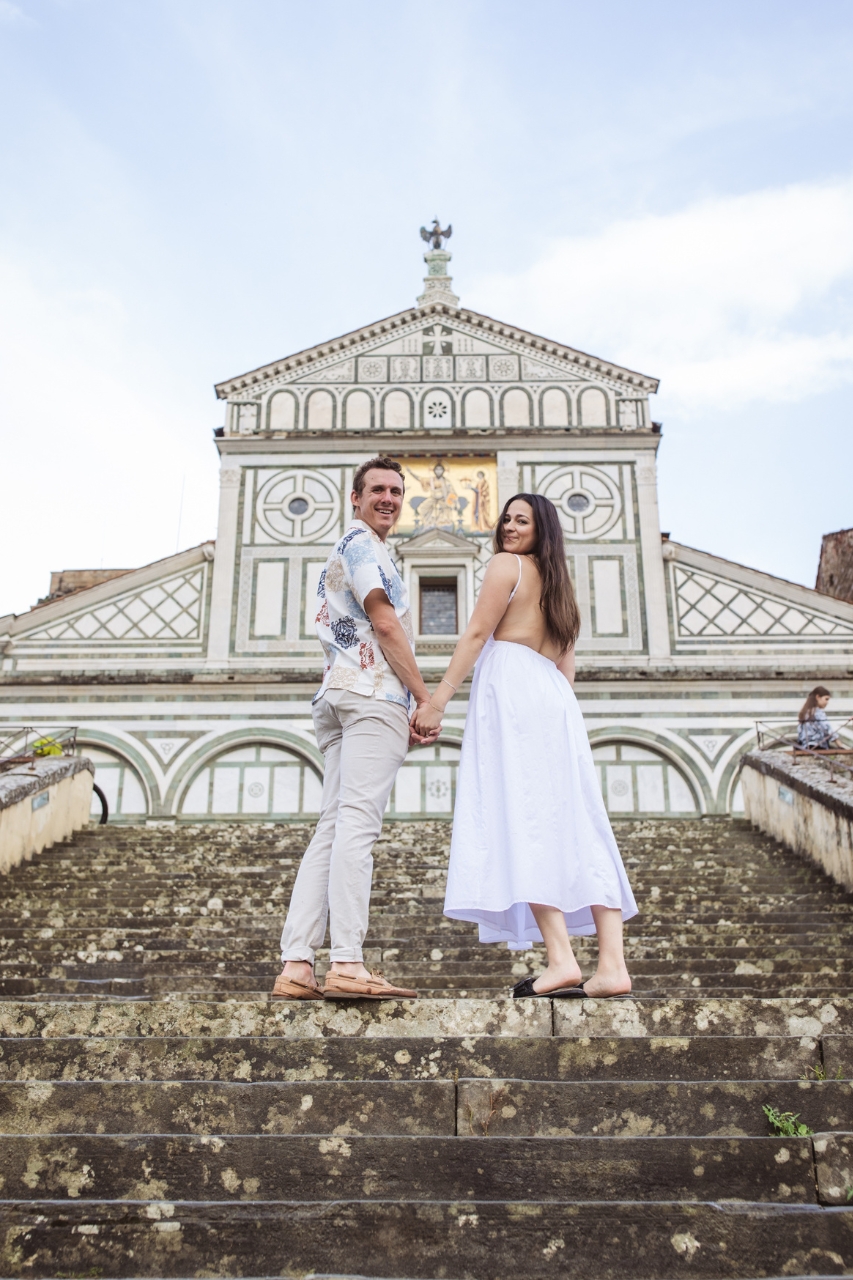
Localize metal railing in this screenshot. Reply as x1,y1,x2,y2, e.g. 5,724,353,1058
754,717,853,784
0,725,80,773
0,726,108,822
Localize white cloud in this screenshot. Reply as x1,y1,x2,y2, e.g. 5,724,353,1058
0,1,27,23
473,178,853,410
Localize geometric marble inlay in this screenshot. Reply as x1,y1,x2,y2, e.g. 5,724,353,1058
146,738,191,763
673,566,853,638
688,734,730,761
29,569,206,642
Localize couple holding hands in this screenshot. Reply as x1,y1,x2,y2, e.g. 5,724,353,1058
273,455,636,1002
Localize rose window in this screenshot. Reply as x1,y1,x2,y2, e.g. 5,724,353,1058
540,465,622,540
256,469,340,544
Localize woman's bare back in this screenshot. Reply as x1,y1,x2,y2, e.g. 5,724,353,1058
493,554,564,662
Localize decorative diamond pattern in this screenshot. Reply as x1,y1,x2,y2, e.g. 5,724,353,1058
673,567,853,639
31,569,206,643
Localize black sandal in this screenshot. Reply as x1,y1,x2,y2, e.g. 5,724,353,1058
512,976,587,999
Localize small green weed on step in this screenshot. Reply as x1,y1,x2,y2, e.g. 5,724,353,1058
800,1062,844,1081
762,1104,814,1137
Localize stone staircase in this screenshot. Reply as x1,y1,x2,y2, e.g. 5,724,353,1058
1,816,852,1278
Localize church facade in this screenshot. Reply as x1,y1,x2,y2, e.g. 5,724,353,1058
2,246,852,825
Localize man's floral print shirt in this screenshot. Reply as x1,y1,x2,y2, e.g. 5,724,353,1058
314,520,414,708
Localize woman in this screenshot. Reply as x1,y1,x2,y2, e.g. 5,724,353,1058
411,494,637,998
797,686,838,750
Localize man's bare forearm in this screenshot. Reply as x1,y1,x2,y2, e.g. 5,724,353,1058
365,594,430,704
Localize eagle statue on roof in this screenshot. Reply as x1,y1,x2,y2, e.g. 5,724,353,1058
420,219,452,250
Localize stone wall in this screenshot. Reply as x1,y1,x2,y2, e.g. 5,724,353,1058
741,749,853,892
0,757,94,875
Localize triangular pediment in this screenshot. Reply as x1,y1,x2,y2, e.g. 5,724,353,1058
9,544,215,645
214,304,658,400
394,527,475,553
666,541,853,644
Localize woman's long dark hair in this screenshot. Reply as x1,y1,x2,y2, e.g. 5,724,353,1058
799,686,831,723
494,493,580,653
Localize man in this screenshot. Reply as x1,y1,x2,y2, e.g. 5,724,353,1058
273,456,437,1000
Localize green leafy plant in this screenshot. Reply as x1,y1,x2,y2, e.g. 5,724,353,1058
762,1104,814,1137
32,736,63,757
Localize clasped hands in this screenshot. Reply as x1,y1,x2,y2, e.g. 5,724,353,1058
408,699,444,746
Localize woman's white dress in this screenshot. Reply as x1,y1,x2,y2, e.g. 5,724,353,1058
444,619,638,949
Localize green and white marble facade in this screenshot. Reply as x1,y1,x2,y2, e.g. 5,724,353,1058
2,253,851,823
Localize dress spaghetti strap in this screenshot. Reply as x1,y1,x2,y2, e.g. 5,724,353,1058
508,554,523,603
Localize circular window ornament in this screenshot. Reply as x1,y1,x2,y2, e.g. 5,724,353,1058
256,469,340,544
422,390,453,429
610,779,630,797
540,466,622,540
566,493,591,513
247,782,265,798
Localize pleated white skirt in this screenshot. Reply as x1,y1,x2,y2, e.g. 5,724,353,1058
444,638,638,949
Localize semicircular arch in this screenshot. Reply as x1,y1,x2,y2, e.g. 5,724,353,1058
170,729,325,821
587,730,708,816
75,730,155,821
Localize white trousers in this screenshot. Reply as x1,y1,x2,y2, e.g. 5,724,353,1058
279,689,410,964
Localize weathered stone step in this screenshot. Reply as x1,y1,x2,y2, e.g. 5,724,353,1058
3,1198,851,1279
2,1078,849,1139
458,1078,853,1137
3,996,851,1039
0,1080,455,1136
0,1133,819,1203
2,955,851,983
6,976,853,1006
0,1035,828,1084
6,932,853,960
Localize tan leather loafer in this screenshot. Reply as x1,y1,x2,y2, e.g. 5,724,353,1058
323,969,418,1000
271,971,325,1000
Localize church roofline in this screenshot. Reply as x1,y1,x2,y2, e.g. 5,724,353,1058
213,302,660,399
7,542,216,630
665,539,853,621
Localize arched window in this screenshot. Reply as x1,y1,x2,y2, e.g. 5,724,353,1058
383,390,412,429
180,744,323,819
268,391,297,431
579,387,608,426
386,741,461,816
344,390,372,430
463,389,492,427
591,742,698,815
422,389,453,429
502,389,531,427
541,387,570,427
82,746,148,820
306,389,335,431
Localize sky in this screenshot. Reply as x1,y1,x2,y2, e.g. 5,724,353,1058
1,0,852,616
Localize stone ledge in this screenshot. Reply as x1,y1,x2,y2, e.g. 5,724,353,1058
742,749,853,822
0,756,93,812
742,750,853,892
0,758,94,876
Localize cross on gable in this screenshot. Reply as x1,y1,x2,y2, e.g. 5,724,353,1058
422,324,453,356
